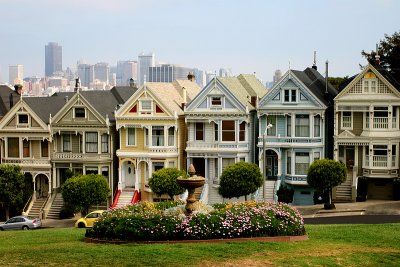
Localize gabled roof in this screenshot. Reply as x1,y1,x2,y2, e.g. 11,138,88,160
0,85,21,117
219,74,267,109
335,63,400,99
292,67,338,106
23,86,137,123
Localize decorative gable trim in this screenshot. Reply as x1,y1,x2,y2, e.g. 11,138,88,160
338,130,356,138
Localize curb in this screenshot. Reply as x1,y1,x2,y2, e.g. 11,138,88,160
84,235,308,244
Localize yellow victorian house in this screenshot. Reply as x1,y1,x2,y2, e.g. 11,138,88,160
114,79,200,205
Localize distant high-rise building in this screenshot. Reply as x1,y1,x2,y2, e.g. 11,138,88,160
94,62,110,84
148,64,193,83
273,69,282,85
116,60,137,86
77,63,94,88
219,68,232,77
138,52,155,86
193,68,206,87
9,64,24,84
206,71,215,84
45,42,62,77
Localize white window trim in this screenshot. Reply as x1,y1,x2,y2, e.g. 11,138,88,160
363,78,378,93
341,111,353,129
73,107,86,119
126,128,136,147
139,99,153,114
17,113,30,127
210,96,223,107
282,88,298,104
40,140,49,158
62,134,72,152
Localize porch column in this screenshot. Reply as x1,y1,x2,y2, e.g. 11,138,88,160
97,132,101,154
310,113,314,138
369,144,373,169
277,153,282,176
205,157,209,180
82,132,86,153
355,145,359,172
369,105,374,130
291,113,295,137
52,163,57,189
389,105,393,130
118,161,122,190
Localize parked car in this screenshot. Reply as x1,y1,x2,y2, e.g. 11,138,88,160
75,210,105,228
0,216,42,230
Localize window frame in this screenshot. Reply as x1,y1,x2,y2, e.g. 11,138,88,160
62,134,72,152
222,120,235,142
139,99,152,114
8,137,20,158
152,126,165,147
211,96,222,107
295,152,310,175
342,111,353,129
126,128,136,147
23,139,30,158
85,132,98,153
101,134,109,153
295,114,310,137
239,121,246,141
74,107,86,118
17,113,29,126
41,140,49,158
195,123,204,141
283,89,297,103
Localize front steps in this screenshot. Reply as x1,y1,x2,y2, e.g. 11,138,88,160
28,198,46,218
46,193,64,219
334,173,353,202
115,188,135,208
255,180,276,202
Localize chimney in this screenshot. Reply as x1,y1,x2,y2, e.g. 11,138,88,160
182,87,187,109
187,72,195,82
74,78,81,92
64,95,69,102
312,51,317,70
325,60,329,94
14,84,22,95
9,93,13,109
129,78,137,88
375,43,380,66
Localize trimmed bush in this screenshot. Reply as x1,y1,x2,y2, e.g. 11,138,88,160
86,201,305,241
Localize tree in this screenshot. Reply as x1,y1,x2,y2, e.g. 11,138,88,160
0,164,25,220
218,162,263,200
307,159,347,209
362,31,400,82
328,77,348,90
61,174,110,215
149,168,186,200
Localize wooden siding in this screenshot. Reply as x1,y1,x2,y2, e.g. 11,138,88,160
32,141,41,158
352,112,363,136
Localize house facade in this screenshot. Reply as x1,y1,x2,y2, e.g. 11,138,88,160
115,80,200,203
185,75,267,204
258,67,337,205
334,63,400,201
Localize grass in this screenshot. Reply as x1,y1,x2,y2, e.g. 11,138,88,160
0,224,399,266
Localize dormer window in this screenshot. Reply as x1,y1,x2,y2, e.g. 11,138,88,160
139,100,152,114
211,96,222,106
284,89,297,103
75,107,85,118
18,114,29,125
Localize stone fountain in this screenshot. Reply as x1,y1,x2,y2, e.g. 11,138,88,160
177,164,205,215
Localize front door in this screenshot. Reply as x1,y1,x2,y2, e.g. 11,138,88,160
266,150,278,180
192,158,205,177
345,147,355,170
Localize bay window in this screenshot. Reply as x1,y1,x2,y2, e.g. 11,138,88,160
222,121,235,141
85,132,98,153
8,138,19,157
295,152,309,175
195,123,204,141
168,127,174,146
127,128,136,146
314,115,321,137
239,122,246,141
295,115,310,137
152,126,164,146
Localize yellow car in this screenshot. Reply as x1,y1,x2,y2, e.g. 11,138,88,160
75,210,105,228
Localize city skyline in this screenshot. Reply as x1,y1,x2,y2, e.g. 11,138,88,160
0,0,399,84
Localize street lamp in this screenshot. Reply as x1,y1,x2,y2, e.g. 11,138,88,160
263,123,273,202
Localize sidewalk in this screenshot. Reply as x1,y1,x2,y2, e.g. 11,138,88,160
295,200,400,218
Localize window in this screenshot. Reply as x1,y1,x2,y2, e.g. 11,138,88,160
169,161,175,168
75,108,85,118
363,79,378,93
342,112,352,128
222,158,235,170
211,96,222,106
85,167,98,175
101,134,108,153
287,115,292,137
153,162,164,172
63,134,71,152
139,100,152,114
195,123,204,141
284,89,297,103
222,121,235,141
295,152,309,175
295,115,310,137
168,127,174,146
314,152,320,161
23,140,30,158
8,138,19,157
239,122,246,141
18,114,29,124
314,115,321,137
102,166,109,178
152,126,164,146
145,128,149,146
85,132,98,153
127,128,136,146
214,122,219,141
267,116,276,136
287,152,291,175
41,140,49,157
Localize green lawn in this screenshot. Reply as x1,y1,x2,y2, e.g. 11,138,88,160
0,224,399,266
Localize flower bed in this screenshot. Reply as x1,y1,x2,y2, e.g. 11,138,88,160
85,201,305,241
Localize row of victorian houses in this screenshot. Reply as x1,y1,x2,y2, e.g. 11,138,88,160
0,61,399,219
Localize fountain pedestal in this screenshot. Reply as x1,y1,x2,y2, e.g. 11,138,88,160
177,164,205,215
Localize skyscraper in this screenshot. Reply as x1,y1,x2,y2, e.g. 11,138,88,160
45,42,62,77
94,62,110,84
148,64,193,83
9,64,24,84
137,52,155,86
116,60,137,86
77,63,94,88
273,69,282,85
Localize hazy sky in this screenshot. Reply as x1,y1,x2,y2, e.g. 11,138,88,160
0,0,399,84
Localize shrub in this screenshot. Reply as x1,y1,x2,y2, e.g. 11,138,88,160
149,168,186,200
277,185,294,203
86,201,305,241
218,162,263,200
357,177,368,202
